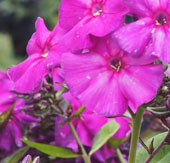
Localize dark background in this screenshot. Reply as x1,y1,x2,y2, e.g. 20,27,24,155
0,0,60,70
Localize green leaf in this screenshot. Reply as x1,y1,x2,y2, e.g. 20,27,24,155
136,132,170,163
108,135,130,149
69,105,85,120
89,120,120,156
0,103,15,129
23,139,80,158
2,146,30,163
58,105,85,128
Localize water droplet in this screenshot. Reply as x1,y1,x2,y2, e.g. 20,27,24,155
134,49,138,54
60,132,65,137
82,49,90,54
151,28,156,34
86,75,91,80
137,21,145,25
152,51,155,55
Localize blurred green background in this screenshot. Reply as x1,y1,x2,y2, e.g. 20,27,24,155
0,0,60,70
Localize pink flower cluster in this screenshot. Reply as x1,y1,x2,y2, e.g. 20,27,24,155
0,0,168,159
0,71,38,153
55,93,131,162
8,0,165,116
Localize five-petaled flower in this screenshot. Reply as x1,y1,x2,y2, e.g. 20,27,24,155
62,36,163,116
114,0,170,63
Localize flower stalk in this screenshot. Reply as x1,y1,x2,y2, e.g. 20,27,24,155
68,121,91,163
128,106,145,163
116,148,125,163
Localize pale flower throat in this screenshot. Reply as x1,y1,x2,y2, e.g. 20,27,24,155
92,3,103,17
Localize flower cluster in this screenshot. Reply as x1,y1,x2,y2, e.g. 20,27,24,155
0,71,38,155
0,0,169,162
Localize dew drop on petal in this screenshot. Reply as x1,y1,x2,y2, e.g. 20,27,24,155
86,75,91,80
82,49,90,54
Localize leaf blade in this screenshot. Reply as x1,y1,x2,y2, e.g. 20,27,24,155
2,146,30,163
136,132,170,163
89,120,120,156
23,139,80,158
0,103,15,129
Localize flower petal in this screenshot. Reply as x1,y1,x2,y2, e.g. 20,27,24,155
0,124,13,152
62,52,128,116
11,119,22,147
114,117,131,138
76,120,93,146
15,112,39,124
59,18,95,52
8,54,48,93
27,17,50,55
114,18,154,55
87,0,128,36
118,65,163,110
87,13,125,36
123,0,159,17
160,0,170,9
146,27,170,63
59,0,90,30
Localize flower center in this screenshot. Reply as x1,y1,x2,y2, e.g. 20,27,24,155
110,58,122,72
41,45,50,58
92,3,103,17
155,11,168,26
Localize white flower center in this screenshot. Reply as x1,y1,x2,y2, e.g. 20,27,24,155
92,3,103,17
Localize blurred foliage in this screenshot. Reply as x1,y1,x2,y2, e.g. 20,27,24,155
0,0,59,27
0,0,35,20
39,0,60,27
0,33,22,70
0,0,60,70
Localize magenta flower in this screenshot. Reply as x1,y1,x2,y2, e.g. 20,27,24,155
58,0,128,51
114,0,170,63
0,71,39,153
55,93,130,162
0,101,39,153
62,36,163,116
55,111,130,162
0,71,15,108
8,17,65,93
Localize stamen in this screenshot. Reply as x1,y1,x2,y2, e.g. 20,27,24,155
93,9,103,17
110,58,122,72
155,11,168,26
92,3,103,17
41,53,48,58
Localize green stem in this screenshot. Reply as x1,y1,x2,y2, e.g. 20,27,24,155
68,121,91,163
128,106,145,163
116,148,125,163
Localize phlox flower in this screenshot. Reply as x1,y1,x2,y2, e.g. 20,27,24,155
58,0,128,52
55,95,130,162
62,36,163,116
8,17,65,93
0,71,39,153
114,0,170,63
